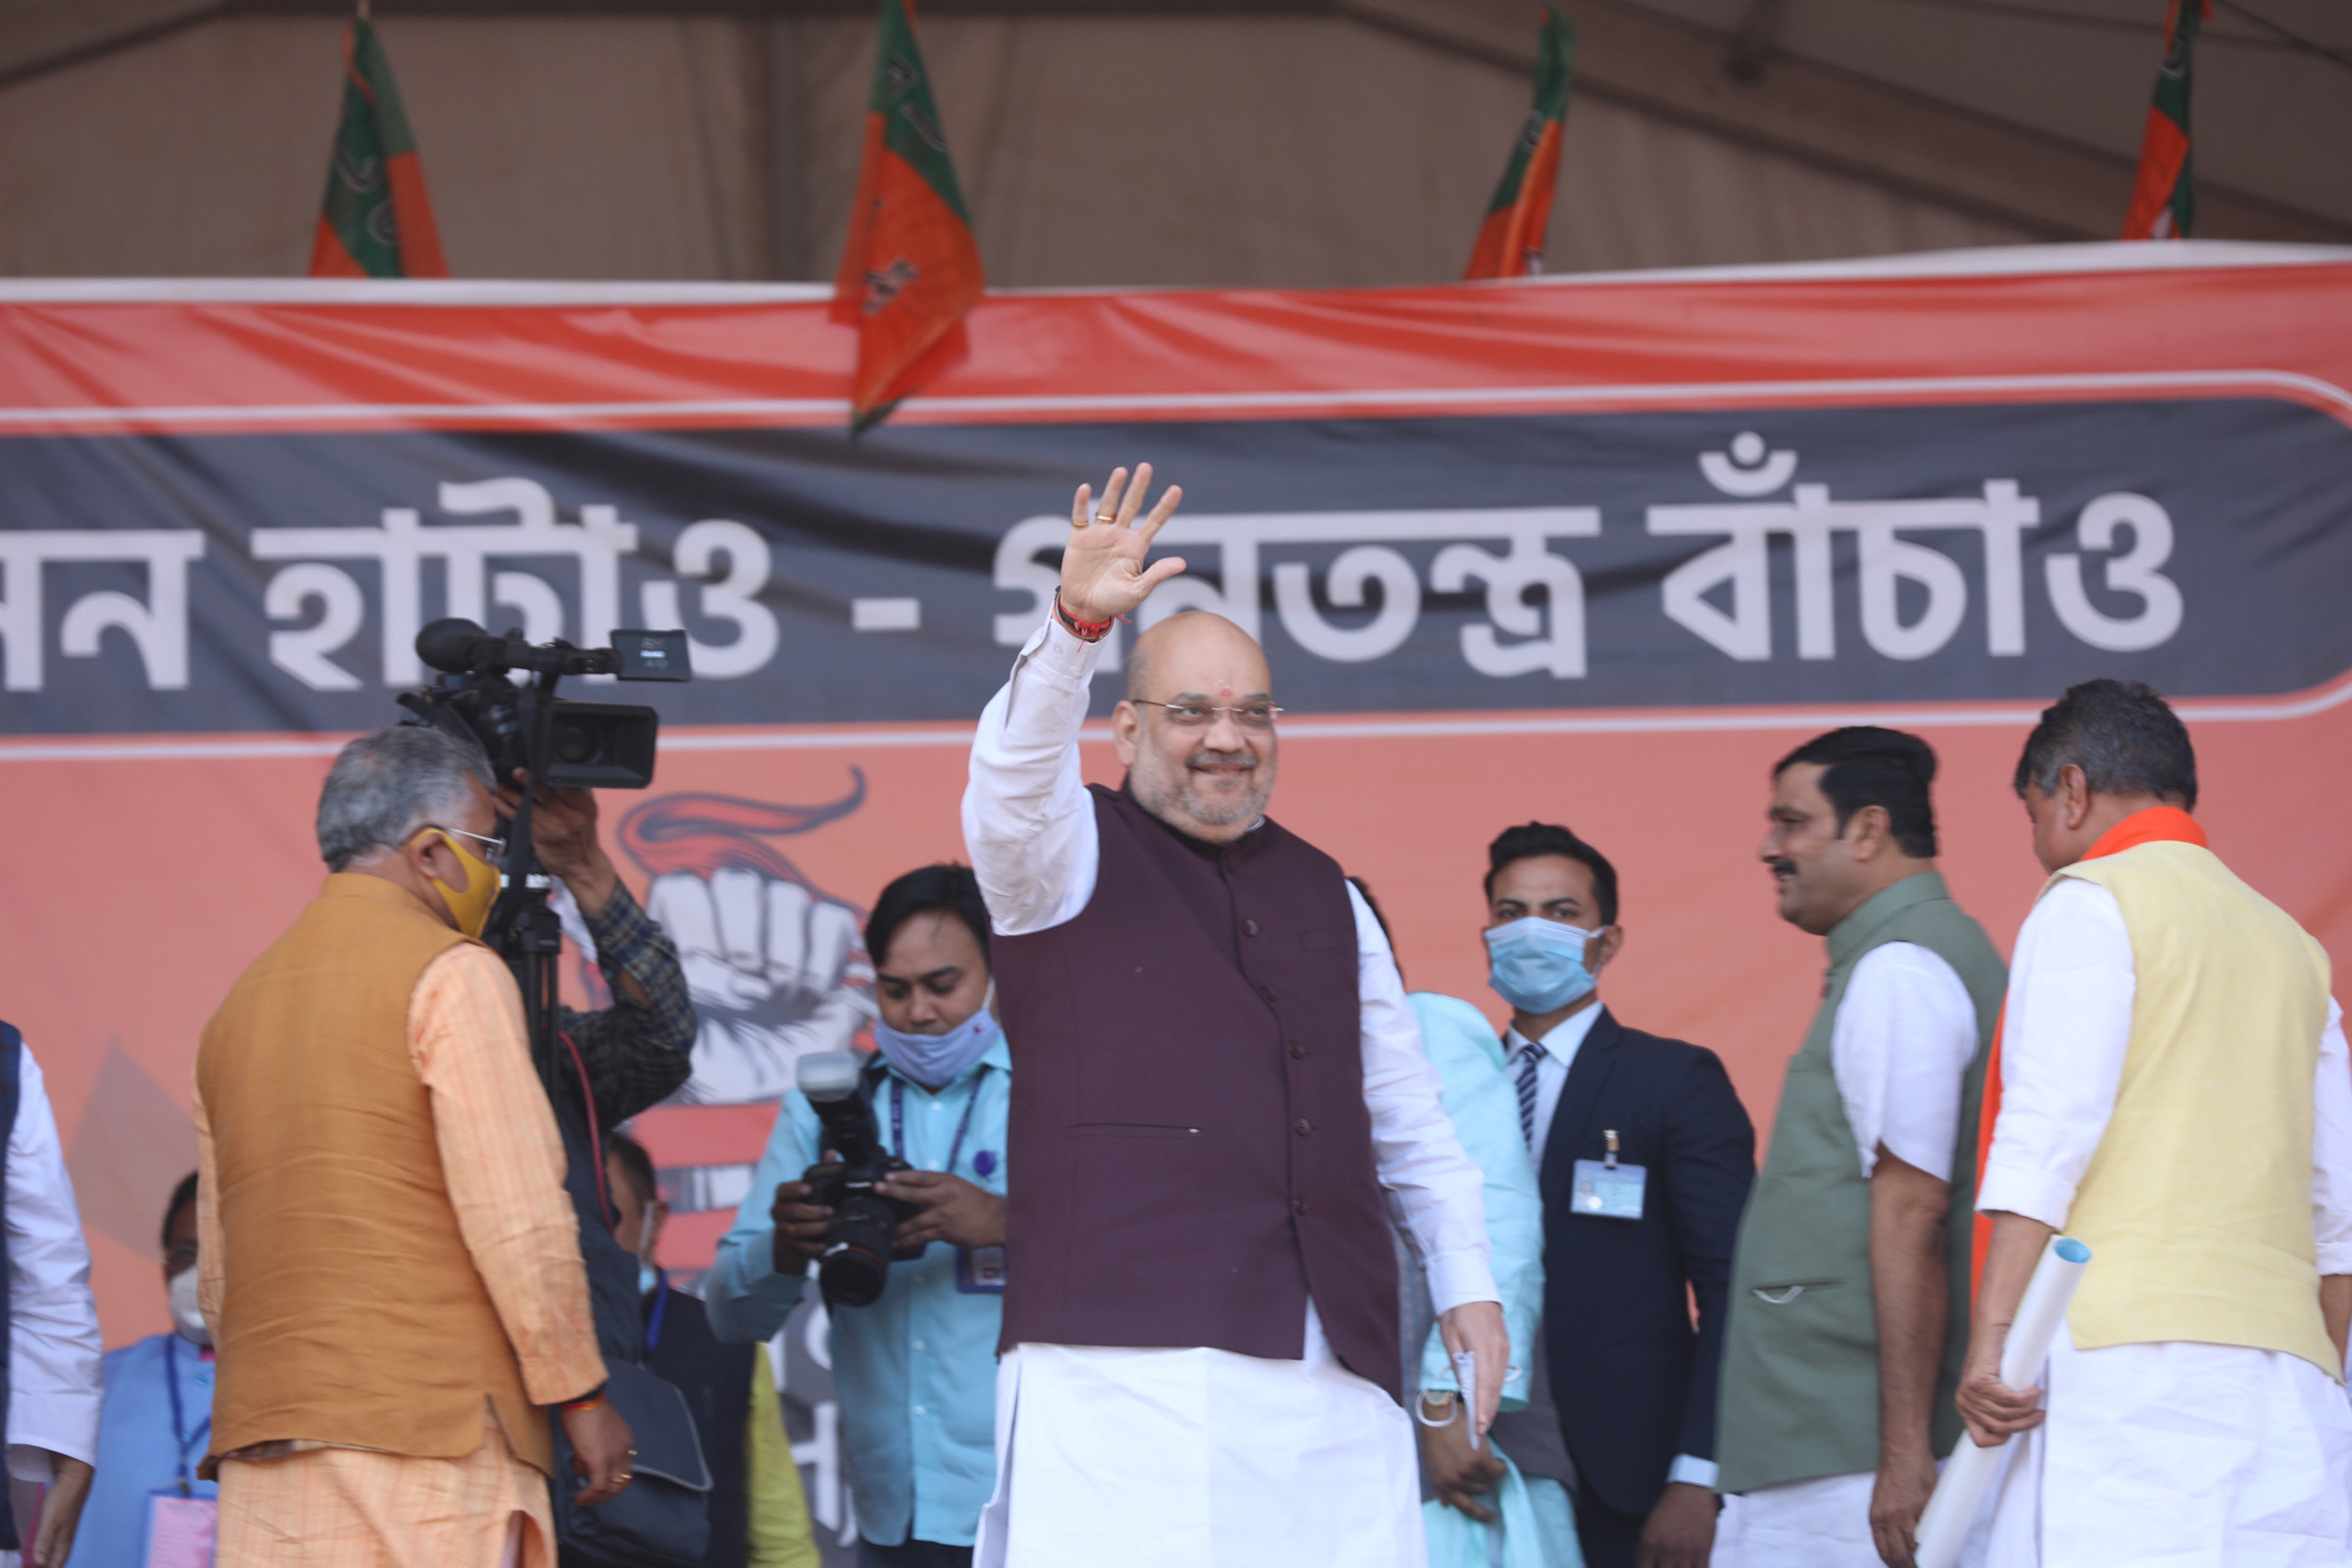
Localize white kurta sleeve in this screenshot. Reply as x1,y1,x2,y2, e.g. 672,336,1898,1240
2308,1000,2352,1276
1830,942,1981,1183
1977,878,2136,1229
4,1049,102,1480
1348,883,1497,1315
963,618,1103,937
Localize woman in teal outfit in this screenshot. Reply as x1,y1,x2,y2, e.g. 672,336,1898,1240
1408,990,1585,1568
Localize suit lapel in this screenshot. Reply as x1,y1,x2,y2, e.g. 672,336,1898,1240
1540,1005,1624,1204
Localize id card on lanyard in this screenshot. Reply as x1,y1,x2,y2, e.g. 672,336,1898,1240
145,1336,217,1567
144,1493,217,1568
888,1070,1006,1295
1571,1130,1647,1221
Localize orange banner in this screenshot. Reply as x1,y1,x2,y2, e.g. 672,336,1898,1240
2,244,2347,1347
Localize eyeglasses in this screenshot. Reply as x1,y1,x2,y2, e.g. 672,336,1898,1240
1132,700,1284,731
426,824,509,864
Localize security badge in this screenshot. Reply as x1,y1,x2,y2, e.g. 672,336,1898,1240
956,1247,1007,1294
956,1149,1007,1293
1571,1129,1646,1221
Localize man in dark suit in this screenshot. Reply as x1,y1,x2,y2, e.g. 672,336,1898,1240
1446,823,1755,1568
605,1131,816,1566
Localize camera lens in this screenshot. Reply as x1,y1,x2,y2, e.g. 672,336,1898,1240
553,719,598,765
817,1193,902,1308
818,1243,890,1309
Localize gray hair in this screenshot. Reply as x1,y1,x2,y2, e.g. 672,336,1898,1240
317,725,497,871
2012,678,2198,809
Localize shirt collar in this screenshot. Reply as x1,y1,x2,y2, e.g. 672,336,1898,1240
1507,1002,1604,1062
1825,869,1949,968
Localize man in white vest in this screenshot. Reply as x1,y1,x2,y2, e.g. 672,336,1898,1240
1958,678,2352,1565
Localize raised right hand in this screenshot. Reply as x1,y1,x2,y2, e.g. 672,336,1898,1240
770,1174,834,1269
1058,465,1187,625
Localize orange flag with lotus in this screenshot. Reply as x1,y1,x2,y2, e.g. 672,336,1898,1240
832,0,985,430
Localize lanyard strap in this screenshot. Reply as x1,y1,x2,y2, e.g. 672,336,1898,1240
645,1269,671,1354
163,1336,212,1496
888,1066,990,1178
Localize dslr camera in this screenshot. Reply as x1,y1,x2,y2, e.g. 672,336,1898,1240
796,1052,924,1309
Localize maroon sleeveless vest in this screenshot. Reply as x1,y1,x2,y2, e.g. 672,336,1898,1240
990,783,1403,1401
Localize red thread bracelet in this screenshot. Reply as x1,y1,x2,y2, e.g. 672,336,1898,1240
1054,593,1115,644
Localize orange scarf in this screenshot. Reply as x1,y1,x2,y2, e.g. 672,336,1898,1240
1969,807,2207,1291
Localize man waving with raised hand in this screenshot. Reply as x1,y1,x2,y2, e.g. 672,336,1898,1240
964,465,1505,1568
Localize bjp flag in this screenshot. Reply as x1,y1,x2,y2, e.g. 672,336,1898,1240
2120,0,2211,240
832,0,985,430
307,13,449,279
1464,9,1573,280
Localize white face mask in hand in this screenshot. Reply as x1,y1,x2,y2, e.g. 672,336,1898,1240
168,1265,212,1348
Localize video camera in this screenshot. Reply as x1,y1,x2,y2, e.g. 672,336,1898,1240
397,617,690,791
394,615,692,1099
796,1052,924,1309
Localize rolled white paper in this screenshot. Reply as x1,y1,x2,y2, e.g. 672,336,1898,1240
1913,1235,2091,1568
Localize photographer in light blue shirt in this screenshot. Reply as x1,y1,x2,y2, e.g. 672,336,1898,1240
708,864,1009,1568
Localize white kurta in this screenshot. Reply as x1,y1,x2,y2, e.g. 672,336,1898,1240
0,1047,105,1568
962,617,1498,1568
1720,941,1984,1568
1975,878,2352,1568
3,1049,103,1480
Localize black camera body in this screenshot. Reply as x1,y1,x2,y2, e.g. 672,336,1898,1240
397,618,690,791
797,1052,924,1309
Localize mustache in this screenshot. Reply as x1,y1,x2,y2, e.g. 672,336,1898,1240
1767,858,1798,880
1187,750,1256,771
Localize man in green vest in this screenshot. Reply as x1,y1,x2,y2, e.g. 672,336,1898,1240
1715,728,2005,1568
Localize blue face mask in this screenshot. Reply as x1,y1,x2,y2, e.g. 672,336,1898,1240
872,1004,998,1090
1484,916,1601,1014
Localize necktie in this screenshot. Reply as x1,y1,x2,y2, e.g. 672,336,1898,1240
1516,1041,1544,1149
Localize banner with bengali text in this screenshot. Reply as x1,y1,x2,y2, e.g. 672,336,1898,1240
4,243,2348,1358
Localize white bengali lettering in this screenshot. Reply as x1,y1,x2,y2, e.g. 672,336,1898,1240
0,531,205,691
993,508,1600,681
2046,492,2182,653
250,478,781,688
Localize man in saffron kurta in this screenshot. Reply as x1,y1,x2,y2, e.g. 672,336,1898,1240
196,725,633,1567
1960,679,2352,1566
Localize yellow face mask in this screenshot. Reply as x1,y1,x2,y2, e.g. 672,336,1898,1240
425,831,502,938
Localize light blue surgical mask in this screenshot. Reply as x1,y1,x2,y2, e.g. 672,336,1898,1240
1484,916,1601,1014
872,1004,998,1091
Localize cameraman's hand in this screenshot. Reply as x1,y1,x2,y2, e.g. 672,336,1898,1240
498,768,621,918
770,1174,834,1270
878,1170,1006,1250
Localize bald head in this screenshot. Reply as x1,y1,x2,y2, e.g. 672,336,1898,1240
1125,612,1269,704
1114,612,1278,845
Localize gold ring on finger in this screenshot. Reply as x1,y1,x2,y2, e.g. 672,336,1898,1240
1093,512,1118,525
